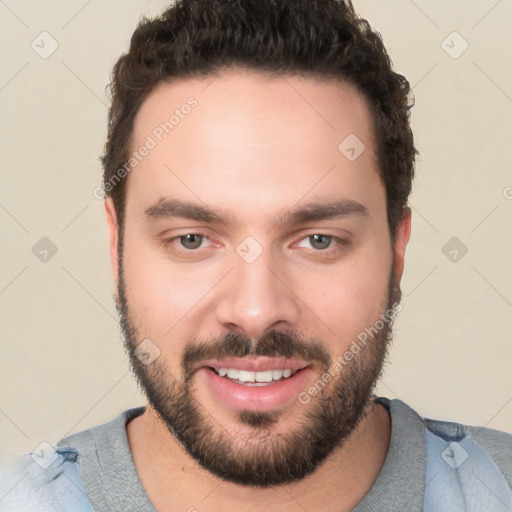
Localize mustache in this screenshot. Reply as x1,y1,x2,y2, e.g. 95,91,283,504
182,329,332,374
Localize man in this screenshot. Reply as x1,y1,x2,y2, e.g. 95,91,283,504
1,0,511,510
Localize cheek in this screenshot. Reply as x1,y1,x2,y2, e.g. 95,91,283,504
121,245,202,371
121,231,222,338
292,239,392,350
122,230,176,333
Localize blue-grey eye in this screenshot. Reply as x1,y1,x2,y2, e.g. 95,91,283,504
179,234,203,249
309,234,332,250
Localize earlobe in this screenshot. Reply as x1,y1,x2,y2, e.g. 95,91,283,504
105,198,119,282
392,206,412,283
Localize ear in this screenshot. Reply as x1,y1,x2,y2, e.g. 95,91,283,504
105,198,119,283
392,206,411,284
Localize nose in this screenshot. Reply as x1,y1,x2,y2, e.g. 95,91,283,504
214,242,301,340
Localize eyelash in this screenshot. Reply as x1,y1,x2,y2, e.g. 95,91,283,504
162,232,348,256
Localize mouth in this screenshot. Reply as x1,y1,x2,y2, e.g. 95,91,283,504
196,357,313,411
207,366,303,386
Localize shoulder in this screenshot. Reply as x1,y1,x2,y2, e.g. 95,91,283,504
0,407,144,512
465,423,512,482
423,416,512,487
379,397,512,510
380,396,512,485
0,446,94,512
420,415,512,510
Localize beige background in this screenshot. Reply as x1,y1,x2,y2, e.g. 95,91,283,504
1,0,511,462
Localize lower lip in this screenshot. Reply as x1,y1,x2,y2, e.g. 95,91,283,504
198,366,313,412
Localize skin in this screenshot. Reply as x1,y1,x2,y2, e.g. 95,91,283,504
105,68,411,511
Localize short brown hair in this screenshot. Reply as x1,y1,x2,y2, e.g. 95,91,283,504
101,0,417,239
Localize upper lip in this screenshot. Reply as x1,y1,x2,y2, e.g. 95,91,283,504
197,357,311,373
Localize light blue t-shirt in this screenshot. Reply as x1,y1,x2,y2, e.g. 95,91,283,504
1,397,511,511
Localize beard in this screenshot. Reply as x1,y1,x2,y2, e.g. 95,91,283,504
117,258,401,487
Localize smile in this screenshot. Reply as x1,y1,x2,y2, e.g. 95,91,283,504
198,357,313,411
210,367,299,386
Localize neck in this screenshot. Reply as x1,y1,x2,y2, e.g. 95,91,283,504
127,399,390,512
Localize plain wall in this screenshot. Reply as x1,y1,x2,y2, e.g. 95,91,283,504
1,0,511,461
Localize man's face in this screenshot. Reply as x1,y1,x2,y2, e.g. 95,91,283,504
108,69,410,486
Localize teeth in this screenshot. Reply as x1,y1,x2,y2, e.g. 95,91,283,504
215,368,296,382
256,370,273,382
238,370,255,382
272,369,283,380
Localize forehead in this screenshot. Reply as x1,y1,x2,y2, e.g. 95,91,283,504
133,69,375,154
127,69,383,221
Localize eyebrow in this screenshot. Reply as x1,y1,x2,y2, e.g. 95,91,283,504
144,197,368,226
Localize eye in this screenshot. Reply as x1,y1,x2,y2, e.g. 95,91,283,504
295,234,347,254
162,232,348,258
163,233,212,253
177,233,204,250
306,234,332,250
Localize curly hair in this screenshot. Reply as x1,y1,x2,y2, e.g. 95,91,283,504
101,0,416,240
